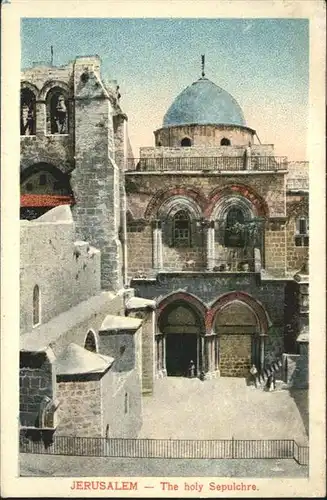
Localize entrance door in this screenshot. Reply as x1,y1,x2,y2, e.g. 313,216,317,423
166,334,197,376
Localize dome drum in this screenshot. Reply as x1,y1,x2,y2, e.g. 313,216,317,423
154,123,255,148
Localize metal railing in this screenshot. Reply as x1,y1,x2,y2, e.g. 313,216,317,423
20,434,308,463
287,178,309,191
207,257,256,272
293,441,309,465
127,156,288,173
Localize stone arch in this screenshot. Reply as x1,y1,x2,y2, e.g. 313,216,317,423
157,292,207,377
145,187,206,221
21,85,37,136
39,80,71,101
206,184,269,218
84,329,98,353
207,291,271,334
20,156,73,176
157,291,207,325
158,195,202,220
210,194,254,221
42,82,70,135
181,137,192,147
20,162,73,196
21,81,40,98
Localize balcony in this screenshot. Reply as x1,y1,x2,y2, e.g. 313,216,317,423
126,156,288,173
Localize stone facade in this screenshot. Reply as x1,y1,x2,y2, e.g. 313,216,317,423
124,72,309,387
19,55,309,448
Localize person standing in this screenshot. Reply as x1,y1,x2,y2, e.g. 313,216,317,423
188,360,195,378
250,364,258,387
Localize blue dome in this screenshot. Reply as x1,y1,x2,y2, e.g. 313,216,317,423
163,78,246,128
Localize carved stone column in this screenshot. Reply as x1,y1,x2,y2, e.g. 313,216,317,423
35,100,46,135
152,219,163,271
206,220,215,270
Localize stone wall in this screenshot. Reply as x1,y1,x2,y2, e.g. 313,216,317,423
127,224,153,277
162,245,205,272
56,378,102,437
286,196,309,272
20,351,55,427
265,226,286,273
219,334,252,377
101,369,143,438
127,310,155,395
141,143,274,159
20,135,73,175
283,353,308,389
20,219,101,333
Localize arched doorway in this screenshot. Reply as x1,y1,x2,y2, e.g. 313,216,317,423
213,300,259,377
158,301,204,377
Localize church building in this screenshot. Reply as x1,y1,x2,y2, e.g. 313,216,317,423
126,59,309,384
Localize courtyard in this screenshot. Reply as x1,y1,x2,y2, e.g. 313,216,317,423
139,377,308,445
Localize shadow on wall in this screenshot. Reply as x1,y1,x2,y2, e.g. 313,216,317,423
289,388,309,438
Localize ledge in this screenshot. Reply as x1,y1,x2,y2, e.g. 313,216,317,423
125,170,288,176
99,314,142,333
125,296,156,311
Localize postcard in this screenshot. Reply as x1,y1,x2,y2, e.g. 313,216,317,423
1,0,326,497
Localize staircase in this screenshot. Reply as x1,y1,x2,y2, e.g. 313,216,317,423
254,358,286,390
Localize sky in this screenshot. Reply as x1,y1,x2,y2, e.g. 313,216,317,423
21,18,309,160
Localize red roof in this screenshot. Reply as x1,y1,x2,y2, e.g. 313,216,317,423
21,194,75,208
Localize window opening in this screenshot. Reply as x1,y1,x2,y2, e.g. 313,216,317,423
173,210,191,246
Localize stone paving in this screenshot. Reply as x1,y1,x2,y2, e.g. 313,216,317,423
20,454,308,478
139,377,308,444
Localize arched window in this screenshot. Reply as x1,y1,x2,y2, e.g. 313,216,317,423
124,392,129,414
224,207,245,247
21,88,36,136
46,87,69,135
84,330,97,352
221,138,231,146
173,210,191,246
181,137,192,147
33,285,40,326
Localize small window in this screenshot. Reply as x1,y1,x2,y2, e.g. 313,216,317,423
221,138,231,146
33,285,40,326
26,182,33,191
181,137,192,147
39,174,47,186
124,392,129,414
84,330,97,352
295,217,309,247
120,345,126,356
173,210,191,246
